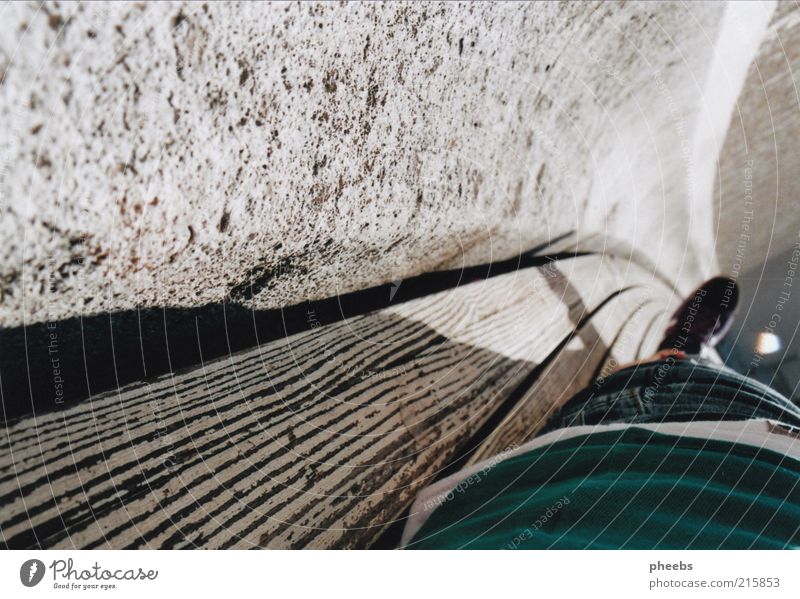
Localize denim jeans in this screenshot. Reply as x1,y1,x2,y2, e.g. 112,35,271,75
539,357,800,435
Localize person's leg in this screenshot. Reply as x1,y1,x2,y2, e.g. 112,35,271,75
601,276,740,376
538,356,800,435
658,276,739,354
538,277,800,435
610,348,687,373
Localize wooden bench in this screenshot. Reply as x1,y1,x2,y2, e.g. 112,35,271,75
0,254,670,548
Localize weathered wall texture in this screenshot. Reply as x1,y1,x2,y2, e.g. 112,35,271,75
0,1,757,327
715,0,800,277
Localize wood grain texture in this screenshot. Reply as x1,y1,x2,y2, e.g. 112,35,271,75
0,255,650,548
465,281,670,465
634,293,682,359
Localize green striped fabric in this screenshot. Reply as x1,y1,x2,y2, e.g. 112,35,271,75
408,428,800,549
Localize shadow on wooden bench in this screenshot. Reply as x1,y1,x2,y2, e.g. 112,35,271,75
0,254,671,548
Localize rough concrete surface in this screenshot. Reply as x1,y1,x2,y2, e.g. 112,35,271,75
0,1,759,327
715,0,800,277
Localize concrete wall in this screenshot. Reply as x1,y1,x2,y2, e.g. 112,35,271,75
0,1,766,327
712,1,800,397
715,0,800,278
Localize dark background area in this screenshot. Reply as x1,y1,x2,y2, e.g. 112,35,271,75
0,249,577,423
719,244,800,403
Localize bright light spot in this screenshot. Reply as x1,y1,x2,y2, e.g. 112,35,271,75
565,336,586,351
755,332,782,355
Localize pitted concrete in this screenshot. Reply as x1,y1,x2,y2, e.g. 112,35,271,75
0,1,754,326
715,0,800,277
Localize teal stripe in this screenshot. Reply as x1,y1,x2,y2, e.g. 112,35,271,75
408,428,800,549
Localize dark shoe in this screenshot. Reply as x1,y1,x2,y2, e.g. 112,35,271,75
657,276,739,354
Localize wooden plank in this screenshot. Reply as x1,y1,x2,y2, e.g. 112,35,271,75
465,283,669,465
0,254,638,549
635,293,681,359
597,299,670,376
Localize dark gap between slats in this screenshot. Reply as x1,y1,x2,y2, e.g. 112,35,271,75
369,286,636,549
1,240,587,422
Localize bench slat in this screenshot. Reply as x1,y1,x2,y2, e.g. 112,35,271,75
0,255,649,549
466,285,667,465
